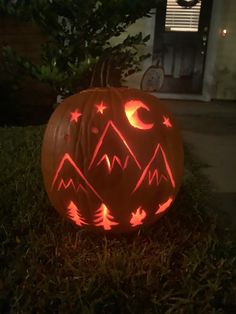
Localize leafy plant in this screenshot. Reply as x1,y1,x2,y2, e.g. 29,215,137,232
0,0,158,96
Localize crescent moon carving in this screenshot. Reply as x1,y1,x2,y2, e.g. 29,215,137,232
124,100,154,130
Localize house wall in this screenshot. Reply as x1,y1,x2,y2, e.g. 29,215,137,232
125,1,236,100
0,17,55,119
0,17,45,63
212,0,236,100
1,2,235,100
114,10,156,89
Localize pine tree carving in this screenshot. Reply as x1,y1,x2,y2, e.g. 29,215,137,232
67,201,88,226
93,203,118,230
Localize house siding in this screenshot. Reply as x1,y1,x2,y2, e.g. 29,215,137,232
125,1,236,100
0,17,46,63
213,0,236,99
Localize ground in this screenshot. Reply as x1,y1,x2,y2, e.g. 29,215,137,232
0,99,236,313
163,99,236,234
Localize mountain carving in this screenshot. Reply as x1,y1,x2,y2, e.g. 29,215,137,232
51,153,102,201
133,144,175,193
88,120,141,173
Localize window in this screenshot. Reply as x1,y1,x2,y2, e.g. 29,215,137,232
165,0,202,32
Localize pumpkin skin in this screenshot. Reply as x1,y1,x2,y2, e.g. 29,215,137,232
41,88,183,233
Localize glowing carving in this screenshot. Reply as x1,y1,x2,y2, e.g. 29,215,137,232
89,120,141,170
94,203,119,230
52,153,102,201
133,144,175,193
97,154,129,173
41,87,184,233
148,170,168,186
96,102,107,114
58,178,76,191
70,109,82,122
57,179,88,194
130,207,147,227
163,116,172,128
124,100,154,130
92,126,99,134
155,197,173,215
67,201,88,226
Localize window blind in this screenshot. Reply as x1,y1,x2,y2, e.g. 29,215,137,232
165,0,202,32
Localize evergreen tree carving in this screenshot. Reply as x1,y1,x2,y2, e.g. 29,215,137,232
94,203,118,230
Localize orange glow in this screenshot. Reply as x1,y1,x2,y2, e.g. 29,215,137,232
58,178,76,191
67,201,88,226
130,207,147,227
57,179,88,193
96,102,107,114
155,197,173,215
89,120,141,170
70,109,82,122
91,126,99,134
94,203,119,230
124,100,154,130
148,169,167,186
133,144,175,193
52,153,102,201
163,116,172,128
97,154,129,173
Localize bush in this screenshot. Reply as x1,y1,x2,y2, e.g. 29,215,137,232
0,0,158,96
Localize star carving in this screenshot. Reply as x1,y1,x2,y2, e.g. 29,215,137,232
96,102,107,114
70,109,82,123
163,116,172,128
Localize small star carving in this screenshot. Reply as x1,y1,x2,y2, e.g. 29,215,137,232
96,102,107,114
70,110,82,123
163,116,172,128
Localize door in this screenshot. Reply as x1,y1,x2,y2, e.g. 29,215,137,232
153,0,213,94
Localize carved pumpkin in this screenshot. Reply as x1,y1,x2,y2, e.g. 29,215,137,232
41,88,183,233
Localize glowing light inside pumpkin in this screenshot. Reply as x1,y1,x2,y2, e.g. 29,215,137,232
124,100,154,130
42,86,183,234
163,116,172,128
130,207,147,227
70,109,82,122
155,197,173,215
57,178,88,194
94,203,119,230
148,169,168,186
67,201,88,226
91,126,99,134
133,144,175,193
97,154,129,173
96,102,107,114
89,120,141,170
52,153,102,201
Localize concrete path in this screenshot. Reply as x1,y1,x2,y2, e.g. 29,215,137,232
162,99,236,231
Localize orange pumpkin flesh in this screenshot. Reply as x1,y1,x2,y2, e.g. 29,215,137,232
41,88,184,233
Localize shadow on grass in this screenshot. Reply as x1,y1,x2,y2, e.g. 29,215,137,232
0,126,235,313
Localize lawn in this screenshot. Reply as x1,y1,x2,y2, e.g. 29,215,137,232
0,126,236,313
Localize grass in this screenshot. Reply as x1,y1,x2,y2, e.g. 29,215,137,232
0,125,236,314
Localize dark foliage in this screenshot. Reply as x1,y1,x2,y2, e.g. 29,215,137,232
0,0,159,95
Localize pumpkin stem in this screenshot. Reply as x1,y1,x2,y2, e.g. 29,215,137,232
90,60,99,88
105,57,112,87
100,59,106,87
90,57,111,88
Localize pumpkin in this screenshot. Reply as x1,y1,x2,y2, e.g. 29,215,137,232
41,88,183,233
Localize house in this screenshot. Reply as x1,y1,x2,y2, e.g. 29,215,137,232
125,0,236,101
1,0,235,101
